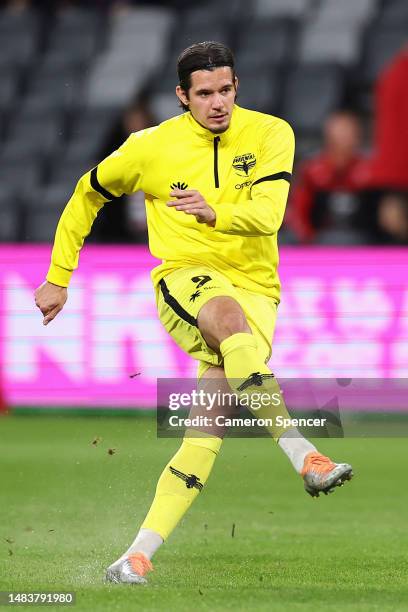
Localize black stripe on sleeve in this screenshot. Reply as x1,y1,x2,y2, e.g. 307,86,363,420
159,279,198,327
90,166,115,200
251,171,292,188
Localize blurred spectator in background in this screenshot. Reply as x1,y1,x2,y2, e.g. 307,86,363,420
287,111,373,243
377,192,408,245
370,45,408,192
93,97,156,243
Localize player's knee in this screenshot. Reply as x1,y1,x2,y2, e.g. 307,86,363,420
220,308,248,337
198,297,251,351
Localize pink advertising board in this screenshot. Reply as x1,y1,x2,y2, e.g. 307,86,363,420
0,245,407,407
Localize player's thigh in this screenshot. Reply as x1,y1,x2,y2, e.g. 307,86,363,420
235,288,278,365
156,267,239,367
196,290,278,378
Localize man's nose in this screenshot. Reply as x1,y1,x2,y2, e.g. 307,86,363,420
212,94,224,109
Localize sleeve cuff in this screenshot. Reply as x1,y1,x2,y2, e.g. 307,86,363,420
210,203,234,232
46,264,73,287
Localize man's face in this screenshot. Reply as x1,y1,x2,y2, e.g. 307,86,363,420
176,66,238,134
324,114,361,158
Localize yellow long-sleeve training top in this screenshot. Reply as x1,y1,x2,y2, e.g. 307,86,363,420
46,105,295,302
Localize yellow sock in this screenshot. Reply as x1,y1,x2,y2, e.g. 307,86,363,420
220,332,292,440
141,429,222,540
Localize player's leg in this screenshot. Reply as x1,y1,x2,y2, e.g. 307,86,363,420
197,295,353,495
138,366,234,542
153,268,352,494
106,268,232,584
198,295,297,440
106,367,234,584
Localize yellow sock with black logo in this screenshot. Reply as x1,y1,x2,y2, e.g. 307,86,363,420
220,332,292,440
141,430,222,540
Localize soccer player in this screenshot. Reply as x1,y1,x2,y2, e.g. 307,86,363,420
34,42,353,585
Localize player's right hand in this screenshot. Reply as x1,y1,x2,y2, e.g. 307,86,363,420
34,281,68,326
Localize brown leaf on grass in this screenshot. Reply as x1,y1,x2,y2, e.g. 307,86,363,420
24,527,34,532
92,436,102,446
108,448,116,455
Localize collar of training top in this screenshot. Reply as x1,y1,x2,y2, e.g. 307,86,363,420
186,104,240,144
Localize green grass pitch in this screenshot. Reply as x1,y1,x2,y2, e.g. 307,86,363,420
1,415,407,611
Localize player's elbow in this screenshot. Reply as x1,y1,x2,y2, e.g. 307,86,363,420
254,218,283,236
236,227,278,237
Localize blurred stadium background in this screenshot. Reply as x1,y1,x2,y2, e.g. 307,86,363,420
1,2,408,608
0,0,408,245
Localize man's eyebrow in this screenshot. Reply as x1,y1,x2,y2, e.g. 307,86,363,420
195,84,234,95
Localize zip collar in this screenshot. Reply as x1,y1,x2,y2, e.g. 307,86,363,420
213,136,220,188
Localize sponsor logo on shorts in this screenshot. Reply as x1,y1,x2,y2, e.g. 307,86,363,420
189,290,202,302
191,275,212,288
189,275,220,302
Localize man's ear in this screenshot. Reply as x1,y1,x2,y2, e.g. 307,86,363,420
233,76,239,103
176,85,189,107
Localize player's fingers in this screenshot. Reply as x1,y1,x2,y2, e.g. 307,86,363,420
36,304,50,317
169,189,198,198
166,197,199,207
168,194,200,204
184,209,204,217
168,203,201,211
178,205,205,213
37,301,58,316
43,305,61,326
176,203,200,210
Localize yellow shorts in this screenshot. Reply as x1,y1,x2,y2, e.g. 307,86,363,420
156,266,278,378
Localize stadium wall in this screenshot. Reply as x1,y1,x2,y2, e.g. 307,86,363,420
0,245,407,409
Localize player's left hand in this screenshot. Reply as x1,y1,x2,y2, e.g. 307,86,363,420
167,189,216,226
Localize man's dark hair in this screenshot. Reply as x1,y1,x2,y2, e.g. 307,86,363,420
177,41,236,111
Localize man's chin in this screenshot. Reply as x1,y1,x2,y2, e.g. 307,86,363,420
208,120,230,134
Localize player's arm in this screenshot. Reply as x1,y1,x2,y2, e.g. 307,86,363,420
35,132,146,324
167,120,294,236
212,120,295,236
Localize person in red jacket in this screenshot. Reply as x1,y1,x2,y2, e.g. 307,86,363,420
287,111,372,243
370,44,408,191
